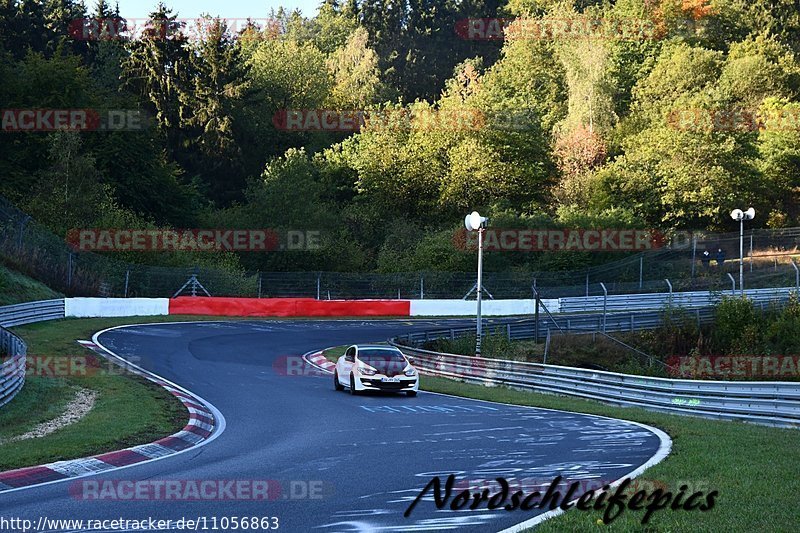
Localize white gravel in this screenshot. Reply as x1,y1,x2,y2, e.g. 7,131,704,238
1,387,99,443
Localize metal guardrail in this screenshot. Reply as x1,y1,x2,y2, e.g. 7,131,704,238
0,299,65,328
0,328,26,408
558,286,795,313
390,344,800,429
0,300,66,408
394,307,720,347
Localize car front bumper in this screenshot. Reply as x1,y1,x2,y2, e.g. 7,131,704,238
358,376,418,392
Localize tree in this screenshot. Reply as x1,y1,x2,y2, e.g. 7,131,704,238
326,27,386,109
25,131,115,236
122,4,189,137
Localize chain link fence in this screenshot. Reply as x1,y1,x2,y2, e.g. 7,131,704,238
2,195,800,299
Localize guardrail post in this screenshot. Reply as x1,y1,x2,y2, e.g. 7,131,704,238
727,273,736,295
791,259,799,294
600,282,608,333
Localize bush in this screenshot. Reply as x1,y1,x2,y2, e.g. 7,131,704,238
711,297,764,354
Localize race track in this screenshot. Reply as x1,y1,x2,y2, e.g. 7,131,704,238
0,320,669,532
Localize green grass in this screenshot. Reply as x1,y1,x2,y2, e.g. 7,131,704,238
0,264,61,306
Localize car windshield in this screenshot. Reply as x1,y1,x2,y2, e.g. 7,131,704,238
359,349,407,367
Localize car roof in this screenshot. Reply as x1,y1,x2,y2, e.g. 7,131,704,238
354,344,400,350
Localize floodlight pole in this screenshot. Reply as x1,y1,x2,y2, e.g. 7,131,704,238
731,208,754,298
738,217,744,297
476,225,485,356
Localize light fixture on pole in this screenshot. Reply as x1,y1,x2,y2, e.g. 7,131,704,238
465,211,488,356
730,207,755,297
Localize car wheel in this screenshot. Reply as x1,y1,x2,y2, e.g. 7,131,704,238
349,374,360,395
407,391,417,397
334,371,344,391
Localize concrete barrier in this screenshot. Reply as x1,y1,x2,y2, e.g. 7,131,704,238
409,299,558,317
65,298,170,318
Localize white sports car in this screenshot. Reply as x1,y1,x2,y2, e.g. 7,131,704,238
334,345,419,396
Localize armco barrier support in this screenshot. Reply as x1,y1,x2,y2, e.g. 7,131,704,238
65,298,170,318
391,343,800,429
168,297,412,317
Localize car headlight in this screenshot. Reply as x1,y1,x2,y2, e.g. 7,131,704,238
359,366,377,376
404,368,417,377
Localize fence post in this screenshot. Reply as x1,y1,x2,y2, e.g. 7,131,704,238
533,283,540,343
67,252,73,288
17,215,30,251
600,282,608,333
543,329,551,364
585,272,589,297
124,269,130,298
665,278,672,307
316,274,321,300
727,273,736,295
420,275,424,300
506,323,511,340
791,259,799,294
690,235,697,279
257,271,262,299
749,234,754,272
639,256,643,290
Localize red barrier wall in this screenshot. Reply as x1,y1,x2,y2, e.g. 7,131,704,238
169,297,411,317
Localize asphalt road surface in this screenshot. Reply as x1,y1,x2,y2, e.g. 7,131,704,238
0,320,668,532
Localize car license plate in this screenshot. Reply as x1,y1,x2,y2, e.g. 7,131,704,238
381,377,400,383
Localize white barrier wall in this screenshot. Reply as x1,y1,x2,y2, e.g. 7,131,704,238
409,299,559,317
65,298,170,318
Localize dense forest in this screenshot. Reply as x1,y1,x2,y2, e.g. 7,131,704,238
0,0,799,274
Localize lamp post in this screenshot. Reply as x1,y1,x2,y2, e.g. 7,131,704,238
730,207,755,297
465,211,488,356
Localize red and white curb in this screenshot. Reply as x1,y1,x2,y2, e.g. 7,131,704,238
305,350,335,373
0,335,225,493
